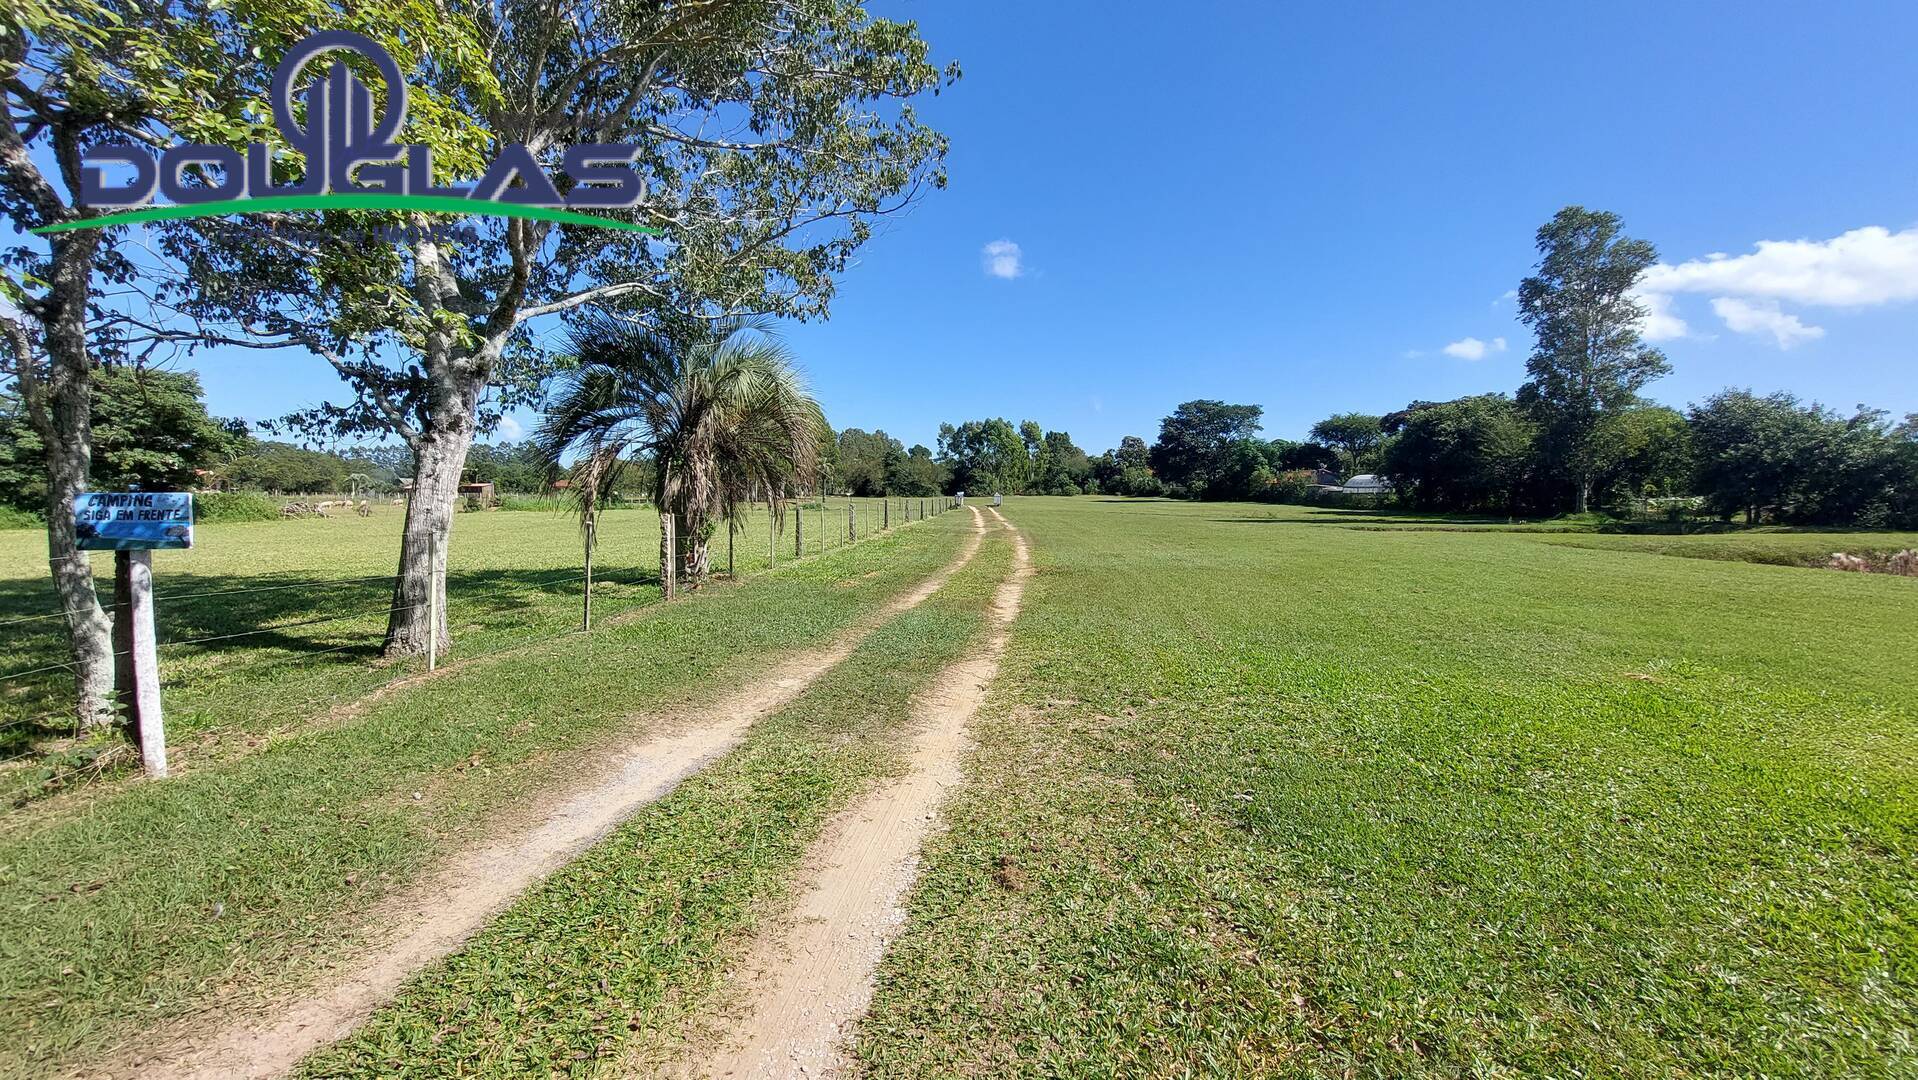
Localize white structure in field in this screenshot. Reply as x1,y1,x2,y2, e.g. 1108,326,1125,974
1339,474,1391,494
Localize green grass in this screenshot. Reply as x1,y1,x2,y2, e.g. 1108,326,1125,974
298,519,1015,1078
1543,528,1918,569
854,498,1918,1077
0,511,970,1078
0,497,927,780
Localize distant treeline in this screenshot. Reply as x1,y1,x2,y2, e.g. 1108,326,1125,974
0,367,567,513
837,384,1918,529
1066,393,1917,528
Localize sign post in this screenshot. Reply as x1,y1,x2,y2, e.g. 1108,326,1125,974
582,513,596,631
74,492,192,779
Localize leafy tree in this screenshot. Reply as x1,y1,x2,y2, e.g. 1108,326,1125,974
0,368,245,507
225,441,354,494
886,443,947,497
1378,395,1535,514
835,428,904,497
1687,390,1827,523
462,441,549,494
1308,412,1384,473
536,314,826,592
1,1,477,727
1214,439,1278,499
1090,435,1157,495
937,418,1027,494
1516,207,1671,512
1588,406,1692,507
1148,400,1262,497
1689,392,1916,526
1034,430,1091,494
172,3,957,657
1267,438,1339,473
343,444,417,490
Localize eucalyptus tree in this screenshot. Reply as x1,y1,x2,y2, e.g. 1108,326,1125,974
1516,207,1671,513
536,312,826,586
168,0,955,657
0,0,474,727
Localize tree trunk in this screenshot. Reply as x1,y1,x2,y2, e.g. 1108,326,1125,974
675,506,712,588
383,424,473,657
35,234,114,731
1574,474,1591,515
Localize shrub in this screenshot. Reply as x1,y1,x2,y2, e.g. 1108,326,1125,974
1269,469,1317,504
192,491,282,523
0,505,43,529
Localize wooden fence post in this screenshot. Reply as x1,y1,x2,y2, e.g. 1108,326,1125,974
795,500,803,558
113,550,166,778
582,512,595,630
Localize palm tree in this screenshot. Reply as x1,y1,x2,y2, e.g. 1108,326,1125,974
536,313,826,588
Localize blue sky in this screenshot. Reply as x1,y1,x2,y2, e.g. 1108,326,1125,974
186,0,1918,454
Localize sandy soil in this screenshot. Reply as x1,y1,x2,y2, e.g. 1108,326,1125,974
692,507,1031,1079
92,510,987,1080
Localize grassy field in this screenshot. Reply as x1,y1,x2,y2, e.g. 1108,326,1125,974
0,510,970,1076
855,498,1917,1076
0,497,927,795
4,496,1912,1077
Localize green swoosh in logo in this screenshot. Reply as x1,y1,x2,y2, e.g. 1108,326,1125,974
31,194,660,235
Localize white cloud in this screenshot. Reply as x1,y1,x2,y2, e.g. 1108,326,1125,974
494,414,525,440
1632,289,1689,342
1634,224,1918,347
981,239,1024,280
1639,226,1918,308
1709,297,1824,349
1441,335,1507,361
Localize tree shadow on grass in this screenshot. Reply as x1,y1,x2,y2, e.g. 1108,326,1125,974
0,565,664,761
1212,508,1516,527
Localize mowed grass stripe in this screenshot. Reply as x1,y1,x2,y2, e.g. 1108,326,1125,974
296,523,1018,1078
0,516,969,1079
854,498,1917,1077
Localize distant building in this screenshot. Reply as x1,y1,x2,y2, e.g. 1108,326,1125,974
1310,468,1342,488
1339,474,1391,495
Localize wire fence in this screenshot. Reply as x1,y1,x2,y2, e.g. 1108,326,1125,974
0,495,959,805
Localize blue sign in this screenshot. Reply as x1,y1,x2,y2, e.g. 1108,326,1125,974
73,493,194,551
